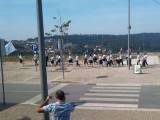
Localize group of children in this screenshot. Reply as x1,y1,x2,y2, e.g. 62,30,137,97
30,51,149,68
136,52,148,67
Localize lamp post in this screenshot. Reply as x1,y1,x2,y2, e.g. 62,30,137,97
36,0,49,120
128,0,131,70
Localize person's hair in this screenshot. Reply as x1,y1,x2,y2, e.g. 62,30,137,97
55,90,65,101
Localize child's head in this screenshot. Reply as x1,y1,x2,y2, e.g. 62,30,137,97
55,90,65,101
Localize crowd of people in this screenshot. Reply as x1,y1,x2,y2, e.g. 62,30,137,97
40,52,148,68
18,50,149,68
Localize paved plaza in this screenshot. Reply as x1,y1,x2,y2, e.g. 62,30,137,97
0,54,160,120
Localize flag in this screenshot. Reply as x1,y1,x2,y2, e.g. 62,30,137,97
5,42,16,55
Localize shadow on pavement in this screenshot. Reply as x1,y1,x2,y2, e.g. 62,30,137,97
0,103,18,112
17,116,31,120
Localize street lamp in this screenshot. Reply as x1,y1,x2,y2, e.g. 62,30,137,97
128,0,131,70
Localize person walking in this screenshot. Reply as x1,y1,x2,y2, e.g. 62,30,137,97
119,53,124,65
76,55,80,67
106,53,111,67
116,54,120,66
45,49,49,66
98,54,103,67
137,52,140,65
50,54,54,66
68,54,73,66
33,52,39,66
93,53,98,65
84,54,88,65
19,53,24,66
37,90,74,120
109,52,113,65
88,54,93,67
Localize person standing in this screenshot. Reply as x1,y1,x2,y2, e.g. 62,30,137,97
37,90,74,120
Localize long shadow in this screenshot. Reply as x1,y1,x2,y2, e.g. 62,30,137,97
0,103,19,112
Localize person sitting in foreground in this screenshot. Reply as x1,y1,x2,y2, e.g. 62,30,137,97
37,90,74,120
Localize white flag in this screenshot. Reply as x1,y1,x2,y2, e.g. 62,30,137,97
5,42,16,55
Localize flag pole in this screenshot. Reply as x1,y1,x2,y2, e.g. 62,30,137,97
0,40,6,106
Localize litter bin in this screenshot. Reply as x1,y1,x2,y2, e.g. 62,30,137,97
134,65,142,74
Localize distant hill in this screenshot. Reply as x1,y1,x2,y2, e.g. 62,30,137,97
3,33,160,56
61,33,160,54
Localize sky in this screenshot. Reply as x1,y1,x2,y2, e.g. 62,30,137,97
0,0,160,41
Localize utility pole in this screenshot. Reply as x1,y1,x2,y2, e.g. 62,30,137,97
36,0,49,120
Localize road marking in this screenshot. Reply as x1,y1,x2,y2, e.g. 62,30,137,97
93,86,141,90
76,103,138,108
0,90,40,93
84,93,139,97
79,97,139,102
96,84,142,86
89,89,140,93
22,83,68,104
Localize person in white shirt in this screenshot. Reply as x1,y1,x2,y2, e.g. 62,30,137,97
102,54,107,66
88,54,93,67
109,53,113,65
142,52,148,67
50,54,54,66
119,53,124,65
98,55,103,67
93,53,98,65
137,52,140,65
84,54,88,65
56,54,61,66
19,53,24,66
76,55,80,67
116,54,120,66
33,53,39,66
68,54,73,66
144,52,148,65
106,53,111,67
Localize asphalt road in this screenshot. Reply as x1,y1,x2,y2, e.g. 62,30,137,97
1,83,160,110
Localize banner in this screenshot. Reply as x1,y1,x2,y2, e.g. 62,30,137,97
5,42,16,55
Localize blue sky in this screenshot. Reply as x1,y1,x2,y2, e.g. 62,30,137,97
0,0,160,41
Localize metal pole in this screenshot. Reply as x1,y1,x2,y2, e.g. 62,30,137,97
143,33,144,52
0,40,5,106
61,38,65,79
128,0,131,70
36,1,49,120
